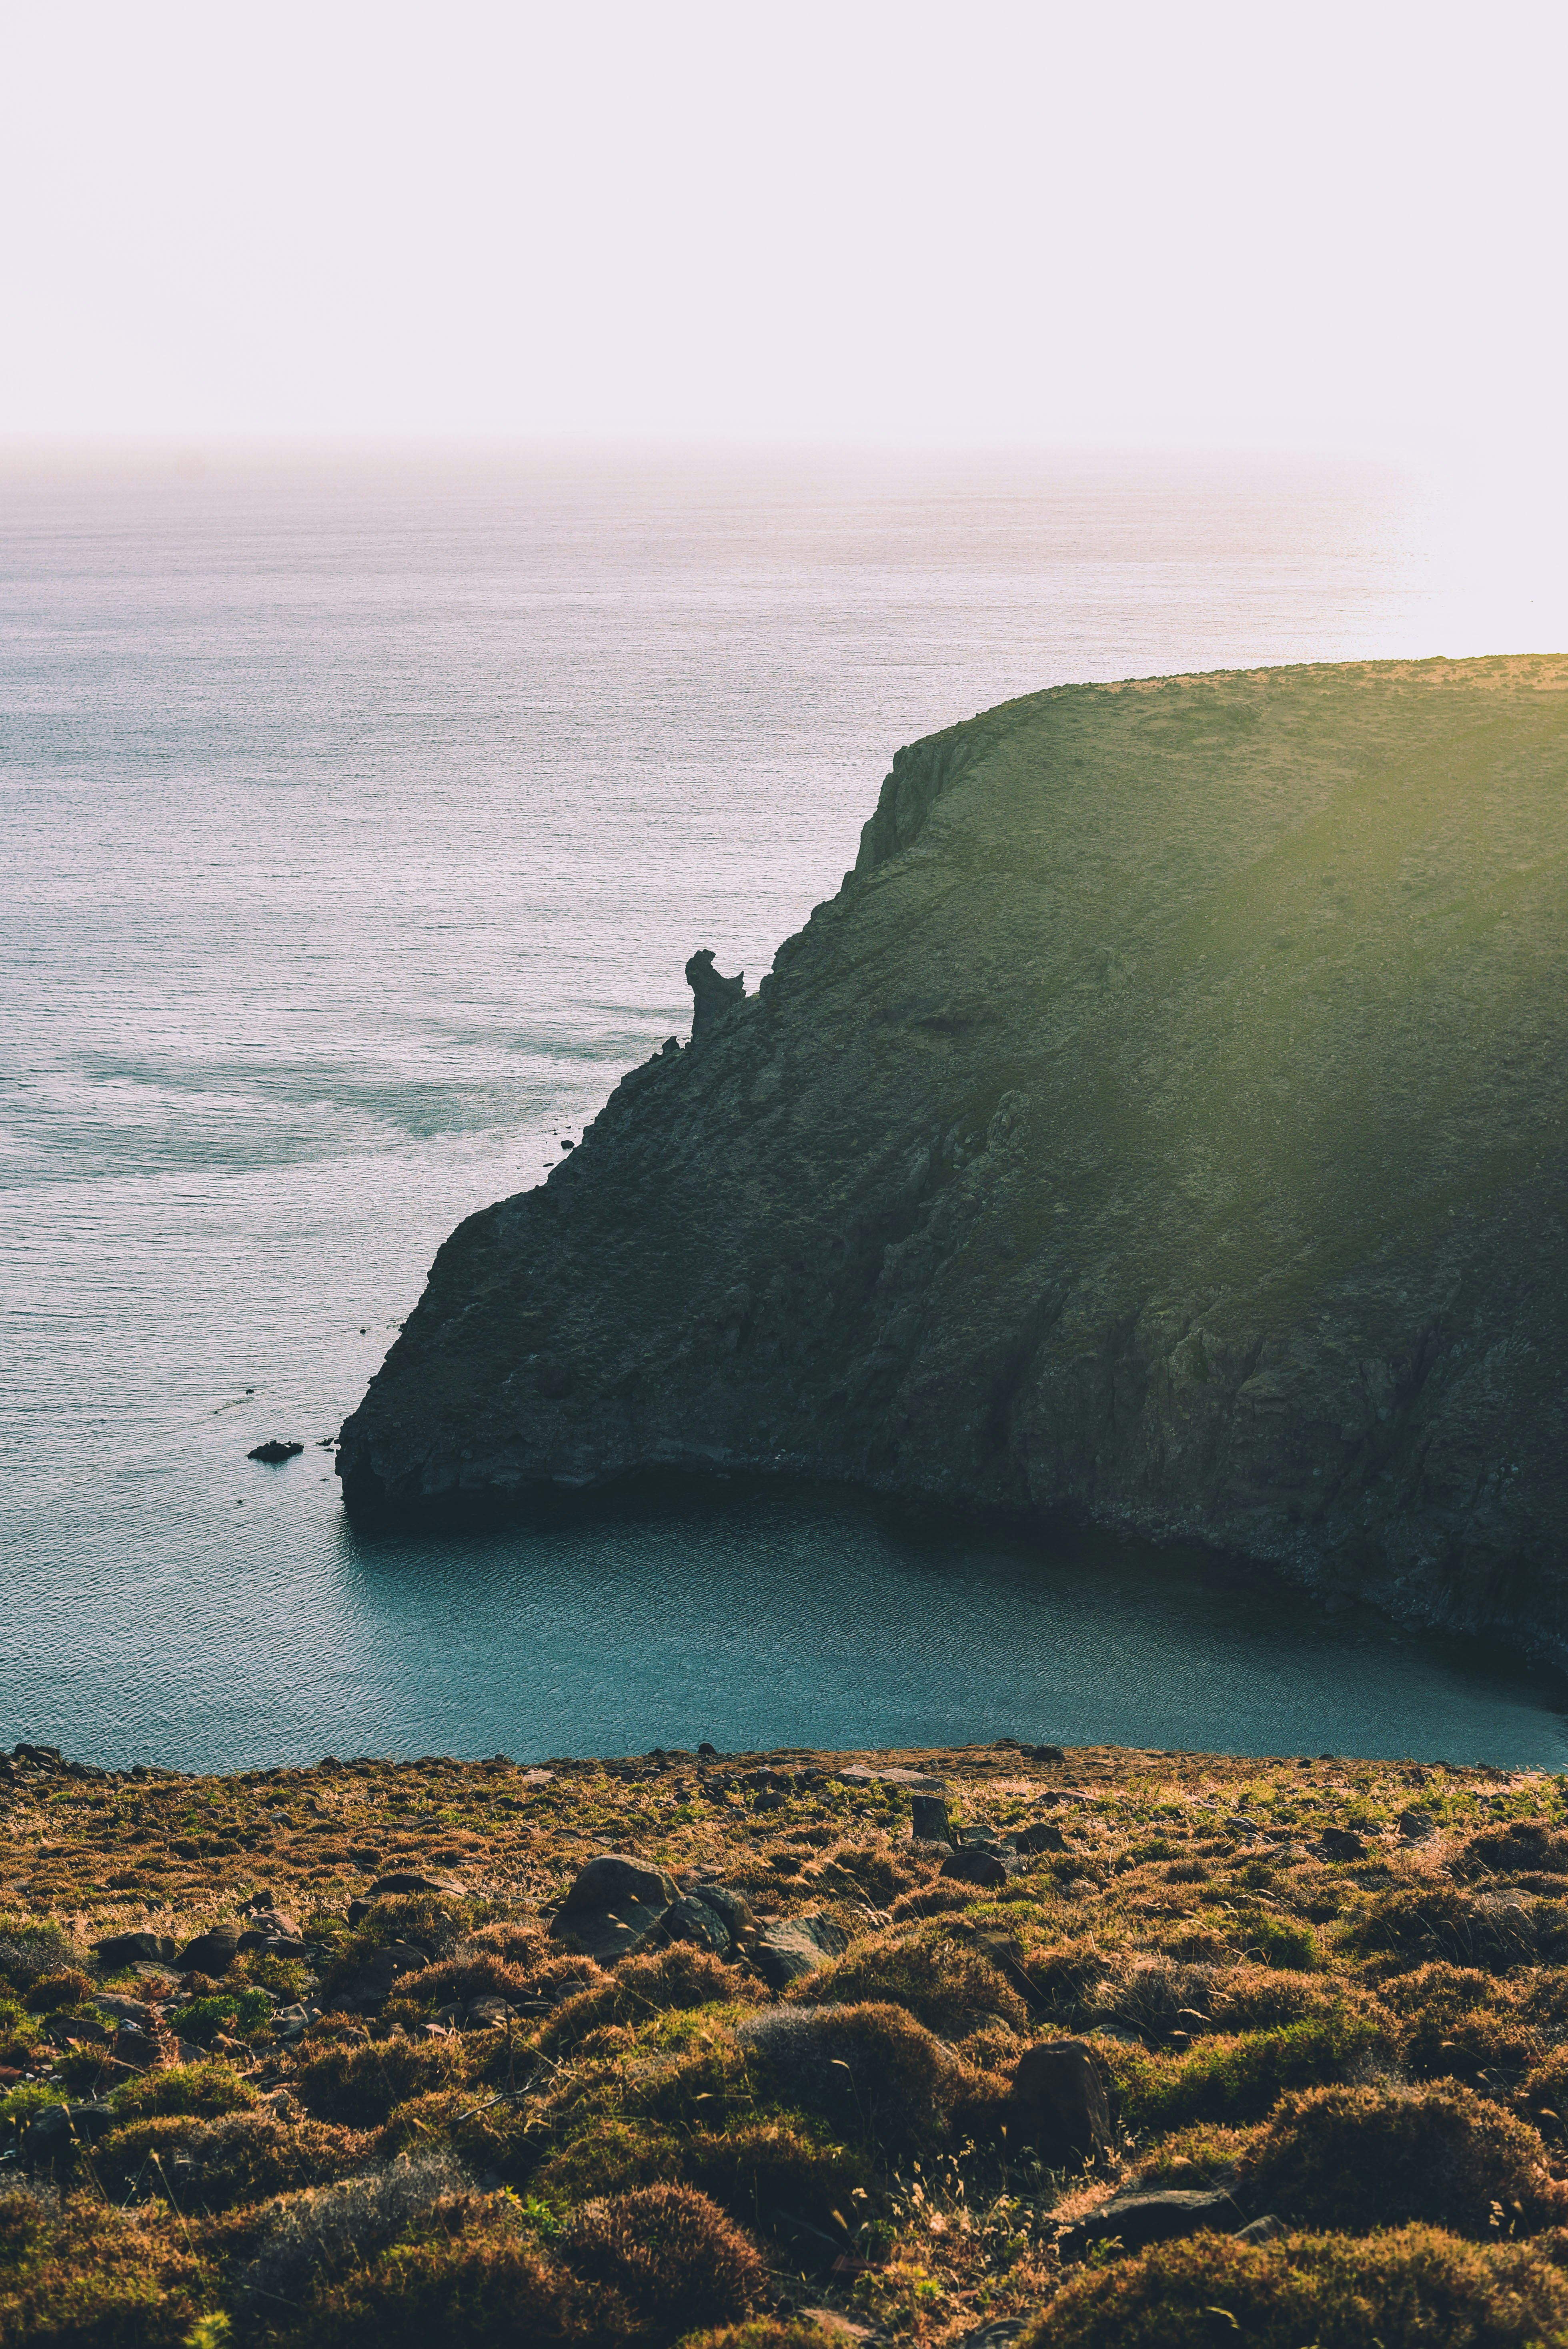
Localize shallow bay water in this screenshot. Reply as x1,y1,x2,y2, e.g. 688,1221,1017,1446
4,444,1565,1771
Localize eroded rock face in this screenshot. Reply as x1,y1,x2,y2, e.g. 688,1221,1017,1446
338,658,1568,1658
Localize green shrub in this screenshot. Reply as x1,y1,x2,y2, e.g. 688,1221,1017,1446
1109,2012,1379,2133
111,2062,258,2122
561,2184,765,2335
166,1987,273,2047
1239,2082,1564,2235
1021,2222,1568,2347
532,2118,684,2208
378,2087,541,2182
783,1930,1027,2038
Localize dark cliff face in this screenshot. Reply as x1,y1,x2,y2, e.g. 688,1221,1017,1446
337,657,1568,1656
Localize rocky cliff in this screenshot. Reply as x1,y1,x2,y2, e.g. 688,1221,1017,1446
338,657,1568,1657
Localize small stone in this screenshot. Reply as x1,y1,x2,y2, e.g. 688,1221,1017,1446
365,1872,463,1897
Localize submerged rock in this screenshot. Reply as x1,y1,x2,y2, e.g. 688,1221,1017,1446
337,658,1568,1659
248,1440,303,1463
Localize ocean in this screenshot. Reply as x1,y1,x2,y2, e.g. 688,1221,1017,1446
4,443,1564,1770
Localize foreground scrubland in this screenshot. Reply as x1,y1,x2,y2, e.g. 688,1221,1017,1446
6,1735,1568,2346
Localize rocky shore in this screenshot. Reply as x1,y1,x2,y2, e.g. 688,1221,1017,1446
336,656,1568,1666
7,1734,1568,2343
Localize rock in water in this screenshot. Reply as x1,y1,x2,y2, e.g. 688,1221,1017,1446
248,1440,303,1463
338,659,1568,1655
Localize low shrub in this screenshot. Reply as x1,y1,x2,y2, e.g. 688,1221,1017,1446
0,2193,217,2347
1348,1886,1541,1972
887,1885,974,1923
541,1947,759,2054
318,1894,476,2002
378,2088,540,2182
1021,2222,1568,2348
678,2328,848,2349
784,1930,1027,2039
124,2110,380,2208
1127,2120,1261,2187
111,2061,258,2122
296,2030,466,2127
1238,2082,1563,2235
274,2215,622,2349
687,2117,873,2235
532,2119,684,2207
240,2152,479,2308
737,2003,963,2157
0,1920,77,1991
1109,2012,1379,2133
561,2184,765,2335
167,1986,274,2046
1205,1964,1352,2034
22,1968,95,2014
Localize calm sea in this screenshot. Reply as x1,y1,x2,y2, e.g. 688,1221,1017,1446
4,445,1564,1771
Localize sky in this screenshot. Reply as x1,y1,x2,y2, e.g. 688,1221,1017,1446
2,0,1565,461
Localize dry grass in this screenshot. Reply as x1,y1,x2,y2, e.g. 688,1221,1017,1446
2,1738,1566,2343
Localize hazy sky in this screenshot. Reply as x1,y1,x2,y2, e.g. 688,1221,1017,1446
4,0,1564,456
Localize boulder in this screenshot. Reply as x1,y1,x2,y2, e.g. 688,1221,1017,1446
549,1852,679,1965
1398,1810,1437,1842
941,1847,1017,1887
22,2099,116,2168
753,1913,848,1990
661,1894,731,1955
248,1439,303,1463
350,1941,429,2006
911,1794,955,1844
1059,2187,1242,2257
1012,1821,1067,1855
559,1854,679,1916
176,1921,241,1975
93,1931,178,1968
1316,1828,1366,1861
1009,2039,1111,2161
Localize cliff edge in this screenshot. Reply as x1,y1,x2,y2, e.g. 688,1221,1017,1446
338,657,1568,1656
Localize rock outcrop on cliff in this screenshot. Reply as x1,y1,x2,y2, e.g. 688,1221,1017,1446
338,657,1568,1652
